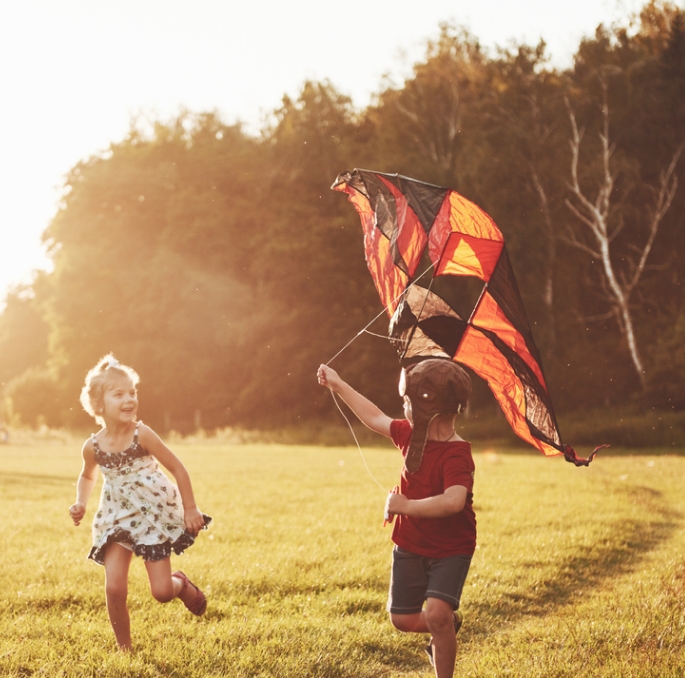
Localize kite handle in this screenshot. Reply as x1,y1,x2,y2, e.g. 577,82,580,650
383,485,400,527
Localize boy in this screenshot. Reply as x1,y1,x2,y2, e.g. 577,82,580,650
317,358,475,678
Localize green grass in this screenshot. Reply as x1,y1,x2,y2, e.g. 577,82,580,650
0,437,684,676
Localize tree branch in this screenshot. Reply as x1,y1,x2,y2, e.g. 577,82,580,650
625,143,683,294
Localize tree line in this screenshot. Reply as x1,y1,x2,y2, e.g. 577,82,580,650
1,1,684,433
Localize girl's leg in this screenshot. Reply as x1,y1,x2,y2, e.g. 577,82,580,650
103,543,134,651
144,557,183,603
144,558,203,612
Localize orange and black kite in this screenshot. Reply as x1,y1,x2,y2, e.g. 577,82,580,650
332,168,603,466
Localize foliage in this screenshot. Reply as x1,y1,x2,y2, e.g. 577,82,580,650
1,438,685,676
2,1,685,430
4,367,63,428
646,311,685,409
0,282,49,390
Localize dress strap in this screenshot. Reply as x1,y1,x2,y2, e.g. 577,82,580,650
91,434,100,452
133,420,142,445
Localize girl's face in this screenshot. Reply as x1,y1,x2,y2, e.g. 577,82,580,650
100,374,138,424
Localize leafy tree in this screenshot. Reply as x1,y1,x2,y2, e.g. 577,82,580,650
0,280,50,425
0,282,49,389
41,114,264,431
480,43,569,362
240,81,401,423
364,24,488,192
647,310,685,408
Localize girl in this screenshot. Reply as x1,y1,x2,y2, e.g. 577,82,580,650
69,355,211,651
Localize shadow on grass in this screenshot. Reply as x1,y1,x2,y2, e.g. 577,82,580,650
210,573,389,605
0,472,73,487
465,483,683,637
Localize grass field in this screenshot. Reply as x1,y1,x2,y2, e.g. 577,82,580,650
1,435,684,677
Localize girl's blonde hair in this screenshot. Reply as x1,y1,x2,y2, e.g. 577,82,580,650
80,355,140,426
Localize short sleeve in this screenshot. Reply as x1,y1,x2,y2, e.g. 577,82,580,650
442,446,475,494
390,419,412,450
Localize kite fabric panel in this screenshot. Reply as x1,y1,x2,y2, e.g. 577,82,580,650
331,168,604,466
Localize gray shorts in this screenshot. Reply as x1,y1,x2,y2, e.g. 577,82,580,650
387,546,472,615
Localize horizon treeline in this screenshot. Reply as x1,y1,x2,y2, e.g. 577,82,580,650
1,1,684,433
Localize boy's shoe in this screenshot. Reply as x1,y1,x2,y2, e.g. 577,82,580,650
424,609,463,667
172,570,207,616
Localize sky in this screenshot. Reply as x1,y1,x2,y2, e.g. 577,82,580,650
0,0,647,306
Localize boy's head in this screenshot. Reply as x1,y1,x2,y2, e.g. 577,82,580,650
400,358,471,473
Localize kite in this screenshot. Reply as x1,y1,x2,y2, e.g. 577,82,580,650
331,168,605,466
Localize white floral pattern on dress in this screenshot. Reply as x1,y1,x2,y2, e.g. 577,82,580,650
88,422,211,565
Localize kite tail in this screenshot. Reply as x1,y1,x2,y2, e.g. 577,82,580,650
562,444,610,466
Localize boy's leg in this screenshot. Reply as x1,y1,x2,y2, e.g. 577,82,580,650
103,543,133,650
387,546,429,630
425,597,458,678
388,549,470,677
392,603,460,678
423,553,471,677
389,610,429,633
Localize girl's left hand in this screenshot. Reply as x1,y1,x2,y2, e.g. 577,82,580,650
184,507,205,536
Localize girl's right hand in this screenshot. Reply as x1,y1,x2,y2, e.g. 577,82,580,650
69,502,86,526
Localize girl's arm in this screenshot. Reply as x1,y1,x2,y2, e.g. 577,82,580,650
385,484,468,519
139,424,206,536
317,364,393,438
69,441,99,526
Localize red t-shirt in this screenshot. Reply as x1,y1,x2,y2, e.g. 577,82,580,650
390,419,477,558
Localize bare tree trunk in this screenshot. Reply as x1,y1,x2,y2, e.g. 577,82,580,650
530,167,557,353
563,81,682,389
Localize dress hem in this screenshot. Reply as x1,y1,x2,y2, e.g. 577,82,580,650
88,515,212,565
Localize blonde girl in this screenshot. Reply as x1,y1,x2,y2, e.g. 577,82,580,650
69,355,211,651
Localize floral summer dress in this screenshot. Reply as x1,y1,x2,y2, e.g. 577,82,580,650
88,422,211,565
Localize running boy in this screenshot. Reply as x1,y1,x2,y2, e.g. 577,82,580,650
317,358,475,678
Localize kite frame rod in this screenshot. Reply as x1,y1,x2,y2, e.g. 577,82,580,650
325,263,436,365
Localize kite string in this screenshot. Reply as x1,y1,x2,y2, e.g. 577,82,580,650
324,261,437,495
329,391,389,494
326,261,437,365
325,305,390,365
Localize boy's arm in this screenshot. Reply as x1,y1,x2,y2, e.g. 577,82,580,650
317,364,393,438
386,484,467,519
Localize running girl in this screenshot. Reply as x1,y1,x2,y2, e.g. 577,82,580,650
69,355,211,651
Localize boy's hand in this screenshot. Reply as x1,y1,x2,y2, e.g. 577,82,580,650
385,488,408,522
384,486,399,526
69,502,86,526
317,364,341,391
184,507,205,537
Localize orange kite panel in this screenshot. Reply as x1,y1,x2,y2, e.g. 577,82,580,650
455,326,559,457
470,291,548,389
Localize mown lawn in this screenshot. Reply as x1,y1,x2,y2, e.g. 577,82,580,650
0,435,684,677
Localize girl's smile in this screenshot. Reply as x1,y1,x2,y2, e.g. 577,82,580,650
101,375,138,422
